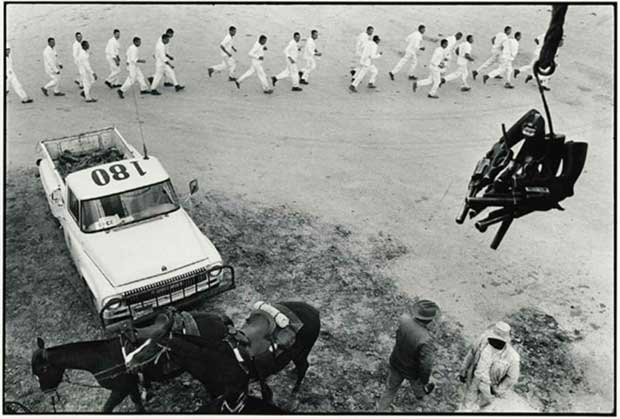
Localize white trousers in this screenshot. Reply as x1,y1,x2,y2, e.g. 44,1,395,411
211,56,236,77
151,62,178,89
44,71,60,93
276,61,300,87
237,59,269,90
300,56,316,81
391,50,418,75
476,49,501,73
351,63,378,87
80,70,94,100
120,64,148,92
445,62,470,87
418,65,441,95
73,61,82,85
105,56,122,84
7,72,28,100
488,58,514,83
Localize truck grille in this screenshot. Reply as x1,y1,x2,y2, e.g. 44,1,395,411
123,267,220,318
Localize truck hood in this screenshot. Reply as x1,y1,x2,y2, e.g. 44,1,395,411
81,209,222,288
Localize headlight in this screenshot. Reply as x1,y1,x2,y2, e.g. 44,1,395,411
208,267,222,278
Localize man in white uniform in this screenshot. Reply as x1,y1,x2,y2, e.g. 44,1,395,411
443,34,474,91
484,31,520,89
299,29,321,85
77,40,97,102
516,34,560,90
349,34,382,92
104,29,122,88
272,32,303,91
207,26,237,81
445,31,463,62
6,43,33,103
412,38,449,98
472,26,511,80
41,37,65,96
148,28,177,87
72,32,83,87
234,34,272,94
118,36,150,98
389,24,427,81
351,25,373,78
149,33,184,95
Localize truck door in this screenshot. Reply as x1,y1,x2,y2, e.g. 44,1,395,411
65,188,92,305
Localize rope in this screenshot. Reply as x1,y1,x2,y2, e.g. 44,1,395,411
533,69,554,137
130,83,149,158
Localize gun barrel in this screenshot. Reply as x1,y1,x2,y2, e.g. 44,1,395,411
490,217,514,250
456,201,469,224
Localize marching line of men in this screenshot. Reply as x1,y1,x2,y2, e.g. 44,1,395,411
6,23,559,105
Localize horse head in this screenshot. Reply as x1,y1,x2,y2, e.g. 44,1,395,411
31,338,64,393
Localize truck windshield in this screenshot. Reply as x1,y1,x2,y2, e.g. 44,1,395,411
81,180,179,233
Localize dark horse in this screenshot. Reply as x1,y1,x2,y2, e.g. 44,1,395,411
31,312,231,412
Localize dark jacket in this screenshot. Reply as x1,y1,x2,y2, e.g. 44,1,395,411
388,314,434,383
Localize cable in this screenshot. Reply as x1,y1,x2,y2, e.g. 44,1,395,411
131,85,149,159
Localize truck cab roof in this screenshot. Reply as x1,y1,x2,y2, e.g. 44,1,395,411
66,157,171,200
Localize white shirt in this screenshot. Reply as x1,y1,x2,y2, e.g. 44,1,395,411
43,45,60,74
6,54,15,76
502,38,519,60
105,37,120,59
429,46,447,68
360,41,380,66
126,44,141,65
220,33,234,57
355,31,370,56
303,37,316,59
155,39,168,63
405,31,423,53
446,35,458,53
283,39,299,62
72,40,81,63
493,32,508,51
456,41,472,66
77,49,94,76
248,41,265,60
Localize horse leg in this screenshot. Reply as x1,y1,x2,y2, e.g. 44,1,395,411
129,386,147,412
292,357,309,393
259,380,274,403
102,390,128,413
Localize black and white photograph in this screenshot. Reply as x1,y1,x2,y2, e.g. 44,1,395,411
3,2,615,414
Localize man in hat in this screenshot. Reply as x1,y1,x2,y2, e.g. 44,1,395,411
458,321,521,411
377,299,440,411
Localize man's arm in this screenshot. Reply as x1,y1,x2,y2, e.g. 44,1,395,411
493,354,520,395
465,52,474,62
220,44,232,57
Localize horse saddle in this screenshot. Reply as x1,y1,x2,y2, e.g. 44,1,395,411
121,308,199,371
227,302,303,373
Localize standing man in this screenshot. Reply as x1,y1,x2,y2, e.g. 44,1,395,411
272,32,303,92
104,29,122,88
443,34,475,91
472,25,511,80
351,25,374,78
349,34,382,92
118,36,150,98
6,43,33,103
458,322,521,412
72,32,83,87
389,24,427,81
234,34,273,94
299,29,321,85
41,37,65,96
412,38,449,98
149,33,184,95
484,31,520,89
377,300,440,412
207,26,237,81
77,40,97,102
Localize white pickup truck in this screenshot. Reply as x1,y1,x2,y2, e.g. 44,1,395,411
36,127,235,333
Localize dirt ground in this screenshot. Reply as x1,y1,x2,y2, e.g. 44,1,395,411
4,4,615,413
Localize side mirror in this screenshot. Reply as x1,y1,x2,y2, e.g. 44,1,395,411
189,179,199,195
51,188,64,206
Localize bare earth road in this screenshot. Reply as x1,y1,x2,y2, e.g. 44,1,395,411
4,4,614,413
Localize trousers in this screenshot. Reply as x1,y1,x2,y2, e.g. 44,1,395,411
120,64,148,92
7,71,28,100
44,71,61,93
488,58,514,83
391,50,418,76
300,56,316,81
476,49,501,73
445,62,470,87
417,65,442,95
351,63,378,87
377,365,425,411
211,56,236,77
237,59,269,90
275,61,300,87
151,62,178,89
105,56,122,84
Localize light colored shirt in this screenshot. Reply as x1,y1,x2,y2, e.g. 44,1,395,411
502,38,519,60
360,41,380,66
473,344,503,384
43,45,60,74
6,54,15,76
155,39,168,63
355,31,370,56
303,37,316,59
126,44,141,65
77,48,94,76
456,41,472,66
220,33,234,57
405,31,423,53
429,46,447,68
446,35,458,53
72,40,81,63
493,32,508,51
283,39,299,61
105,37,120,58
248,41,265,60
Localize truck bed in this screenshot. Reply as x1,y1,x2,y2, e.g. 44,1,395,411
40,127,139,180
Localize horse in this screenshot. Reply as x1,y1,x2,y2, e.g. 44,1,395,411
31,312,230,412
198,393,288,413
161,301,321,406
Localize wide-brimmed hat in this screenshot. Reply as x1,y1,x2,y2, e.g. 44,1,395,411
488,321,511,343
412,300,440,321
